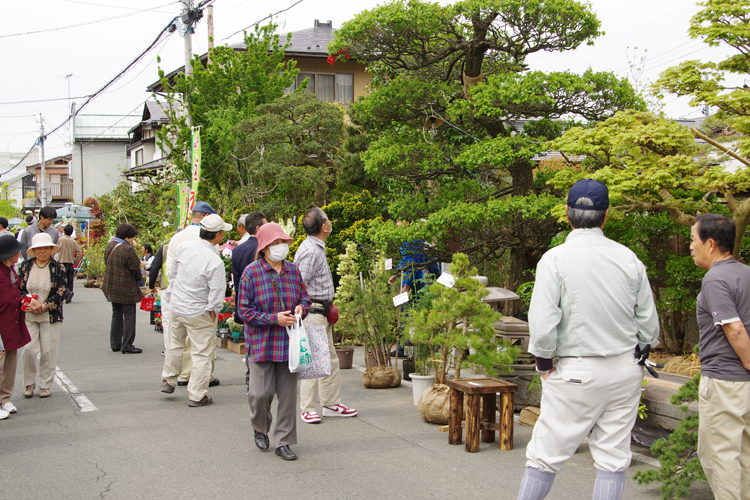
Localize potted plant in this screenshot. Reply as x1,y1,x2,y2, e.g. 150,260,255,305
405,253,519,423
334,339,356,370
336,242,401,388
217,296,235,338
409,344,435,405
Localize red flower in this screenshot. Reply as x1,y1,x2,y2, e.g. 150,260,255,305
327,55,335,66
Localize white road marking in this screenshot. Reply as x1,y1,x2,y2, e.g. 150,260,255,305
54,366,98,412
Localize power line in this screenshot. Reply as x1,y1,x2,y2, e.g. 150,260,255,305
44,18,178,140
61,0,177,13
0,96,92,106
0,2,179,39
219,0,307,43
0,143,36,176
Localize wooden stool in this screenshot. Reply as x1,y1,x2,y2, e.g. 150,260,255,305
445,377,518,452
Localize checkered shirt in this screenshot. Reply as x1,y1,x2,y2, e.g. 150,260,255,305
293,235,334,302
238,258,311,362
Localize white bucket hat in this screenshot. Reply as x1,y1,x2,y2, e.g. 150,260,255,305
27,232,60,257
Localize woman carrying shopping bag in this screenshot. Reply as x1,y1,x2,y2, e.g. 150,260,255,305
18,233,67,399
238,223,311,461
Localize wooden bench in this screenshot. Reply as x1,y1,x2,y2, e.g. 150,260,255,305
445,377,518,452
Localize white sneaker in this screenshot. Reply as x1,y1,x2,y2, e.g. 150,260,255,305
301,411,322,424
322,404,358,417
0,409,9,420
0,402,17,413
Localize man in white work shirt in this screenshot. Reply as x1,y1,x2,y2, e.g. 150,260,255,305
163,201,220,387
516,179,659,500
161,214,231,407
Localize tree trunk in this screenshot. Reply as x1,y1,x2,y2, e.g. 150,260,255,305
504,247,537,316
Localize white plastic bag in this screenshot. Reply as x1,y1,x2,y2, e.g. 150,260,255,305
287,314,313,373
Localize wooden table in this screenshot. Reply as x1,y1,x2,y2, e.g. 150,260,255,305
445,377,518,452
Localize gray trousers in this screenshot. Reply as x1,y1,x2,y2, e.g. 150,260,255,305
247,357,298,448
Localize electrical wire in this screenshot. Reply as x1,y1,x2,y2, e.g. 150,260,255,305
0,2,179,39
219,0,307,43
61,0,177,12
44,19,178,140
0,96,92,106
5,13,179,174
0,144,36,176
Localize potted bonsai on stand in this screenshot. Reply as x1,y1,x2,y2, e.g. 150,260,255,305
406,253,519,423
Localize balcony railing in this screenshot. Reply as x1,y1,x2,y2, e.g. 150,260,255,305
39,183,74,199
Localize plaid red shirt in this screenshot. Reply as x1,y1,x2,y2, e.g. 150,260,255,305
238,258,311,362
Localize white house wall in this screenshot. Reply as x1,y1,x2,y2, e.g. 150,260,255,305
71,140,129,204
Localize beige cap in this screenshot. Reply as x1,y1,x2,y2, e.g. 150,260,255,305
200,214,232,232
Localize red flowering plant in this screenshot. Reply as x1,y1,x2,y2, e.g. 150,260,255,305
327,47,350,66
217,312,233,330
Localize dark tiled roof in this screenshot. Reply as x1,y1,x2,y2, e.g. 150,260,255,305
148,20,336,92
230,19,335,56
143,101,168,122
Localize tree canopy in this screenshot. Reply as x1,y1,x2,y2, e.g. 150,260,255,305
331,0,643,312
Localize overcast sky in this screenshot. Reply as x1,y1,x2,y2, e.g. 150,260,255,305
0,0,738,163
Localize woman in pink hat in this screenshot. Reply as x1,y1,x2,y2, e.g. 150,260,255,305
18,232,67,399
237,222,311,462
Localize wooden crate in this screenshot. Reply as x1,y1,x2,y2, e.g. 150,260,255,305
216,337,228,349
226,339,246,355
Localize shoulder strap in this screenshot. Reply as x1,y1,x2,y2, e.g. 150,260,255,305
270,273,285,313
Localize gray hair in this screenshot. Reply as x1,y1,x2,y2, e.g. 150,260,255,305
567,197,607,229
302,207,328,235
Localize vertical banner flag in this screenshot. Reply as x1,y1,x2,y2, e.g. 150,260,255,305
188,126,202,218
177,182,190,228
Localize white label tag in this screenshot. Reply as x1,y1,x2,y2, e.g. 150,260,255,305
384,258,392,271
392,292,409,307
436,273,455,288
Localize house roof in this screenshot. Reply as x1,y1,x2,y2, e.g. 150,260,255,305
147,20,337,93
74,114,141,141
26,154,72,172
0,165,30,184
229,19,334,57
128,101,170,134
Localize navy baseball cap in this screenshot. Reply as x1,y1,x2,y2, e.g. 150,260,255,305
567,179,609,211
192,201,217,215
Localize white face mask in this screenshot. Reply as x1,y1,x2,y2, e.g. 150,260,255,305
267,243,289,262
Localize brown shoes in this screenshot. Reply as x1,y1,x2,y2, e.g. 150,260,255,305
188,395,212,407
23,385,35,398
39,388,51,398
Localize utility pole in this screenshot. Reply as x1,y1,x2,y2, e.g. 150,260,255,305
183,0,193,78
39,113,46,207
207,4,214,65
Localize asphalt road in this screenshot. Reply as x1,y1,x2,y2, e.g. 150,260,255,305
1,286,715,499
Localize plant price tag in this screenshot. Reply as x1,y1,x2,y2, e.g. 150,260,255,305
436,273,456,288
392,292,409,307
384,258,392,270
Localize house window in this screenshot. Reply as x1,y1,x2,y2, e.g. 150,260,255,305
135,149,144,166
286,73,354,105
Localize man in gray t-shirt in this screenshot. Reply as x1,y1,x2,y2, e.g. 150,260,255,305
691,213,750,499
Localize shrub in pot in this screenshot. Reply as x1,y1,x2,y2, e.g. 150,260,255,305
336,242,401,388
406,253,519,423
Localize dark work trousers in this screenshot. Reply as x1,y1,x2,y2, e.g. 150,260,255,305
63,262,75,293
110,303,136,351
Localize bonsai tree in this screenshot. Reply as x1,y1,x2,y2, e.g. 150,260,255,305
405,253,519,385
336,242,401,388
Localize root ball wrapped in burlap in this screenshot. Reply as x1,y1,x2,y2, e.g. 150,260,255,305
418,383,451,424
362,366,401,388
